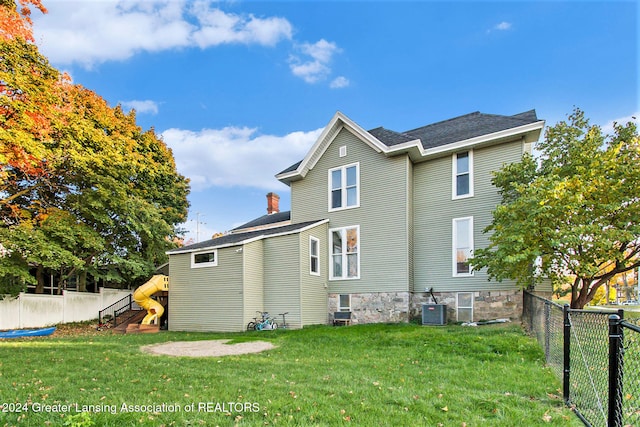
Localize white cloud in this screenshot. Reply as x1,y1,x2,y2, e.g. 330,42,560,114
487,21,512,34
330,76,350,89
289,39,342,84
601,112,639,136
161,126,323,192
119,100,159,115
189,2,292,48
33,0,293,67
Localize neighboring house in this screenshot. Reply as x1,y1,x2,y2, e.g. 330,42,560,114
167,110,544,332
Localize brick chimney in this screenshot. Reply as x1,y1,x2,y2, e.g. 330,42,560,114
266,192,280,215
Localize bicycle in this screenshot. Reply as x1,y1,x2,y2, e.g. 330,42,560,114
247,311,263,331
278,312,289,329
248,311,278,331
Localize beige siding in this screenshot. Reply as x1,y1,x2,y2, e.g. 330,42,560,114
291,128,411,294
168,247,244,332
263,233,302,328
299,224,329,326
413,139,524,292
242,240,264,327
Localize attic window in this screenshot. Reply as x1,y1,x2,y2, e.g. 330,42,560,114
191,250,218,268
339,146,347,157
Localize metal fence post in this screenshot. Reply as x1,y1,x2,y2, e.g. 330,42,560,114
544,302,551,361
608,314,623,427
563,304,571,404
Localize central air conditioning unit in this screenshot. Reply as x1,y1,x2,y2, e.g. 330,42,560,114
422,304,447,325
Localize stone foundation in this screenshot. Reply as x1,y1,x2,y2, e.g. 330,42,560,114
410,290,523,323
328,290,523,325
328,292,410,324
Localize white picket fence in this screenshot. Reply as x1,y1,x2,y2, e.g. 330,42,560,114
0,288,132,330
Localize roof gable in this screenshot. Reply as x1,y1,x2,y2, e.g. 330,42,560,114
276,111,421,184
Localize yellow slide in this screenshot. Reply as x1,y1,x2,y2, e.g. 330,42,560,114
133,275,169,325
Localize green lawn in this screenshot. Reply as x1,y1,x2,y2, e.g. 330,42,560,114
0,322,581,426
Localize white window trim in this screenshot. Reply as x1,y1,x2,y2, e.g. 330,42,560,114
191,249,218,268
310,236,320,276
329,225,360,280
328,162,360,212
457,292,474,322
452,150,474,199
452,217,474,277
339,294,351,311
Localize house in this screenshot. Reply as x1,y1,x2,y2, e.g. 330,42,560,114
166,110,544,332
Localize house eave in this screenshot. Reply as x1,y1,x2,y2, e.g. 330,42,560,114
166,219,329,255
385,119,545,161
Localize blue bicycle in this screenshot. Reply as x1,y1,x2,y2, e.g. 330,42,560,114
247,311,278,331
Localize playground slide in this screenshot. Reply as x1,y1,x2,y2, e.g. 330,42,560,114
133,275,169,325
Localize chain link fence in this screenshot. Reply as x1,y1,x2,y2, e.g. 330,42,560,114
615,318,640,427
523,291,640,427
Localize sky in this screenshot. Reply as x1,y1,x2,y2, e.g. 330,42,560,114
29,0,639,244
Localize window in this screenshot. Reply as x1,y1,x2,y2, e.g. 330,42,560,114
329,163,359,211
453,151,473,198
191,250,217,268
453,217,473,276
310,237,320,275
330,226,359,280
339,294,351,311
457,292,473,322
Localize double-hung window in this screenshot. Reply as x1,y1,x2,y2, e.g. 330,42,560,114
329,163,359,211
310,237,320,276
330,226,359,280
453,151,473,199
453,217,473,276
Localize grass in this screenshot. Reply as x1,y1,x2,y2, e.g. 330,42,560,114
0,322,581,426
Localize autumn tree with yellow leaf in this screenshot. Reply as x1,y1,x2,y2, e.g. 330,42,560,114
473,109,640,309
0,0,190,295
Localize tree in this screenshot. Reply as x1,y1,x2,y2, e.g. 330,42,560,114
472,109,640,308
0,0,190,295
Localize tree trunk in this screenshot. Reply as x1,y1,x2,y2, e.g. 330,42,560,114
78,270,87,292
572,278,592,309
35,265,44,294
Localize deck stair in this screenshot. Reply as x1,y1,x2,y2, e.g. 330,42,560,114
99,292,168,334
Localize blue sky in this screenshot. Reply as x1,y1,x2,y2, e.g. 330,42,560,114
31,0,638,243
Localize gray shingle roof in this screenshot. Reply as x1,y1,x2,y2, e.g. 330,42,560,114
403,110,540,149
367,127,416,146
167,219,324,254
231,211,291,231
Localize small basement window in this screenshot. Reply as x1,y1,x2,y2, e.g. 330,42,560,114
191,250,218,268
339,294,351,311
457,292,473,322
